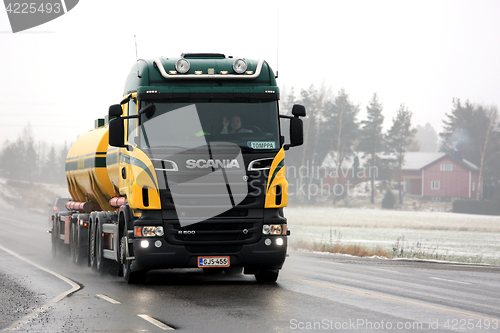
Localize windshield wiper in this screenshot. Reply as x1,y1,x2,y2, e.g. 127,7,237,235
238,146,255,151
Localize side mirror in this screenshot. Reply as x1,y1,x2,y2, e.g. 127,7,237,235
109,104,123,117
289,117,304,147
109,117,125,147
108,104,125,147
138,104,156,119
280,104,306,150
292,104,306,117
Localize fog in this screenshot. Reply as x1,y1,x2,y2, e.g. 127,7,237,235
1,0,500,146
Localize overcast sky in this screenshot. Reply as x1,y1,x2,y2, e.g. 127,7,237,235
1,0,499,148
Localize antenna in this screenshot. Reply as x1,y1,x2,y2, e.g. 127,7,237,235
135,35,140,77
275,11,279,79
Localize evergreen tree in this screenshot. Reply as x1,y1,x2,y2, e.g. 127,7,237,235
386,104,416,204
358,92,384,203
42,145,59,184
439,99,500,199
58,142,70,185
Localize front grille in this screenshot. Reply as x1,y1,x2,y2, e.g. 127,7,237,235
165,219,261,245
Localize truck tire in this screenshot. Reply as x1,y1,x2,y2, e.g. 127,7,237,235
51,219,58,258
120,236,146,284
74,224,85,266
89,220,97,271
255,269,279,283
69,222,76,263
95,222,105,274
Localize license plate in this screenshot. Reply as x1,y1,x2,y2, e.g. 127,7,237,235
198,256,230,267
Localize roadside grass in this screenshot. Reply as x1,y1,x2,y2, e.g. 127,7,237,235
291,238,391,258
286,207,500,265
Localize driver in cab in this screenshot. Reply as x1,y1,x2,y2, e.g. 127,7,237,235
221,115,253,134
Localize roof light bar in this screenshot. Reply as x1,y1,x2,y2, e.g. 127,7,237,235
154,58,265,80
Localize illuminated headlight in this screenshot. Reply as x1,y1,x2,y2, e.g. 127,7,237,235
276,238,284,246
140,240,149,248
269,225,282,235
232,58,247,74
142,226,157,237
135,226,165,237
175,58,190,74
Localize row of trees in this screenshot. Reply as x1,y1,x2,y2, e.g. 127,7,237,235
0,125,69,184
281,85,500,204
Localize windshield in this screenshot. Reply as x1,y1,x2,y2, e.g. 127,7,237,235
131,102,280,151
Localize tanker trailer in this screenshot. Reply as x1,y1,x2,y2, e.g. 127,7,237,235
50,53,306,284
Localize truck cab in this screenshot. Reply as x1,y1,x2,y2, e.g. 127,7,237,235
106,53,305,283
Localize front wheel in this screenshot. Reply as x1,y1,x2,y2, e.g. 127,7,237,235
121,236,146,284
255,269,279,283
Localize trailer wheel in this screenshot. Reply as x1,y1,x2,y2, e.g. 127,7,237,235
95,222,105,274
69,222,76,263
255,269,279,283
74,224,85,266
51,219,58,258
89,220,97,271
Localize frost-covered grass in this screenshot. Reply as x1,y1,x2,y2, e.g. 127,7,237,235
286,206,500,265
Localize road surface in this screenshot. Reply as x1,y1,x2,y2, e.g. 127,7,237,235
0,209,499,332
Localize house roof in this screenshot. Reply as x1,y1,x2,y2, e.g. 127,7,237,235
402,152,479,171
321,151,479,171
401,152,446,170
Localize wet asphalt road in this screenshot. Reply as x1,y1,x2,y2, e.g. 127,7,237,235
0,209,500,332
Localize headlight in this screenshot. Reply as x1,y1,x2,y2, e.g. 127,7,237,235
135,226,165,237
232,58,247,74
175,58,190,74
155,226,164,237
262,224,286,235
269,225,282,235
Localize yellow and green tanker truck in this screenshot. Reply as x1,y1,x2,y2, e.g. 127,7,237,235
50,53,305,283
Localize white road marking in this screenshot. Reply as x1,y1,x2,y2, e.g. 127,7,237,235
0,244,81,332
319,260,342,265
430,277,471,285
96,294,121,304
138,314,175,330
372,268,400,274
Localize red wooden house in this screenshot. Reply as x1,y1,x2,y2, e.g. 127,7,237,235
401,152,481,199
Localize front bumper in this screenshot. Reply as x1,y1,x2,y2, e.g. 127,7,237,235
130,235,287,272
